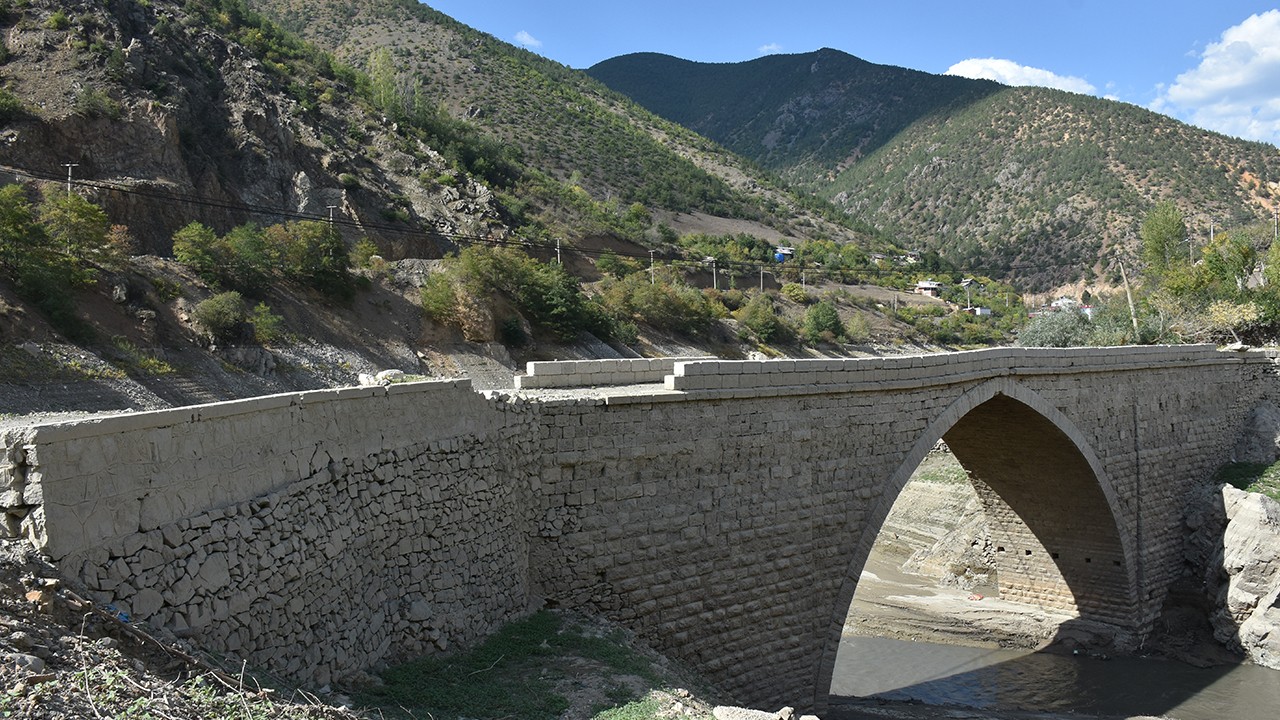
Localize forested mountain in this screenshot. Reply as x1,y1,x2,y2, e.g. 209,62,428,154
588,49,1001,180
246,0,873,251
590,50,1280,290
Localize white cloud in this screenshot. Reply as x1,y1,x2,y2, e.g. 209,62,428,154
945,58,1096,95
514,30,542,49
758,42,783,55
1156,10,1280,145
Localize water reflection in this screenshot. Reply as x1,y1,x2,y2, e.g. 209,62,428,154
831,636,1280,719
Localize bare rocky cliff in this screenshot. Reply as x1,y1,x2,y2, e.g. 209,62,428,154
0,0,500,255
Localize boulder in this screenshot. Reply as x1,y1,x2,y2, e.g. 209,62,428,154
1212,486,1280,669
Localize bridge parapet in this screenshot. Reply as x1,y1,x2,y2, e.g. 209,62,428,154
515,356,713,389
663,344,1245,394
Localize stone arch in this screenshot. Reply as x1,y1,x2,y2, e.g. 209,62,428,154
813,377,1139,706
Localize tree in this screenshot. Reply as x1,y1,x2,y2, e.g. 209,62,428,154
265,221,352,298
1140,201,1187,274
222,223,274,292
38,187,110,282
1265,237,1280,288
0,183,42,274
1204,299,1262,343
802,301,843,344
368,47,401,117
172,222,221,283
1203,230,1257,292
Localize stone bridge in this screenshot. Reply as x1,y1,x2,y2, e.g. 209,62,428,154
2,345,1274,709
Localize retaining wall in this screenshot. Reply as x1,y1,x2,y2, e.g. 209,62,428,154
3,380,539,687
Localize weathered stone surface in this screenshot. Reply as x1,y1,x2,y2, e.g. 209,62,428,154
1213,486,1280,669
131,588,164,619
713,708,769,720
2,653,45,674
1232,402,1280,464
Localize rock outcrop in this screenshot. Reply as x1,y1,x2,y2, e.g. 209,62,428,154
1214,487,1280,668
1188,484,1280,669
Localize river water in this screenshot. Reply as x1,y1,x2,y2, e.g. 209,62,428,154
829,635,1280,719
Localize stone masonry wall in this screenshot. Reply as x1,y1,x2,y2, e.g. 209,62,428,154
2,346,1274,708
3,380,539,688
523,347,1271,709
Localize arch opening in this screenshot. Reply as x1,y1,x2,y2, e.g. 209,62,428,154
820,382,1141,710
944,394,1134,624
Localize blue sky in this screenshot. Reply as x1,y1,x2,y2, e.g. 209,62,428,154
426,1,1280,147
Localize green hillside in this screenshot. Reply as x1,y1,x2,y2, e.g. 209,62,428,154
248,0,874,249
588,49,1280,290
588,49,1000,180
830,88,1280,289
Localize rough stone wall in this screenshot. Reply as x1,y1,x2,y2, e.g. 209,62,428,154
4,380,539,688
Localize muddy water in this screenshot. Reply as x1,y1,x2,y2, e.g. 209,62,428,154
830,635,1280,719
831,554,1280,719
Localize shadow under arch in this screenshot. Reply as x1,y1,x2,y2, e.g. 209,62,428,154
813,377,1143,708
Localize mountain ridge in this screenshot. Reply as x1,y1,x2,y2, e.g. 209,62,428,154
246,0,879,252
587,47,1280,289
588,48,1003,180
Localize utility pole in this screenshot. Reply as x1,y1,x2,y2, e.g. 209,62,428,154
555,237,561,265
759,266,764,292
62,163,79,195
649,249,655,285
712,258,718,291
1119,262,1139,338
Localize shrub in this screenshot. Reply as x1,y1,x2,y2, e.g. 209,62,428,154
595,250,641,279
193,291,247,343
781,283,810,304
420,246,609,341
171,222,221,283
1016,310,1092,347
44,9,70,30
845,313,871,343
73,88,122,120
173,220,353,299
350,238,381,269
598,270,718,337
737,293,785,343
419,273,457,324
612,320,639,345
0,87,25,123
499,317,527,346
